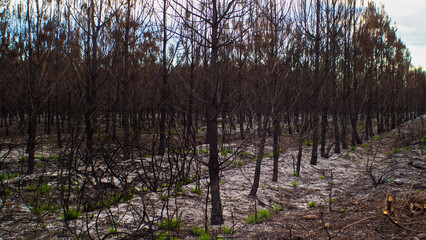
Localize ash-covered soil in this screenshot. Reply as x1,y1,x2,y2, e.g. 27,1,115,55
0,116,425,239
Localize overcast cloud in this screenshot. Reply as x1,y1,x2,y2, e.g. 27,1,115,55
372,0,426,68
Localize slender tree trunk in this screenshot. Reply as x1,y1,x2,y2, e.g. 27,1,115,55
287,115,292,135
310,0,321,165
310,112,319,165
105,111,110,133
391,112,396,129
296,113,306,176
330,1,340,154
294,113,300,133
84,2,98,164
272,114,280,182
158,0,169,155
377,112,382,134
341,114,348,149
25,0,39,175
26,110,37,175
350,114,362,146
350,1,361,147
332,113,340,153
207,4,223,224
122,79,130,159
66,111,71,134
256,111,262,137
365,104,373,140
45,108,51,135
56,111,62,148
249,124,267,197
19,107,25,131
122,1,131,160
186,63,195,148
49,105,53,134
320,111,328,157
385,113,390,131
250,50,274,195
2,110,9,137
239,113,245,139
221,110,227,142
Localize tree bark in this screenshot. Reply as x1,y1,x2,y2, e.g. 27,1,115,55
272,114,280,182
296,113,306,176
310,0,321,166
341,114,348,149
158,0,169,155
332,113,340,153
250,50,274,195
320,111,328,157
122,0,132,160
207,2,223,224
56,112,62,148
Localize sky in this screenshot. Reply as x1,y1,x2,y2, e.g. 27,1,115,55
371,0,426,69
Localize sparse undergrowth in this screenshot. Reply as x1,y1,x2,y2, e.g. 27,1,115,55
0,115,424,239
246,209,273,224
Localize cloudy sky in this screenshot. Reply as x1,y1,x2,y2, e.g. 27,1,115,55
372,0,426,68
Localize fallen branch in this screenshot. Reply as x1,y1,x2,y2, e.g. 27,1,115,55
384,213,423,233
341,216,377,230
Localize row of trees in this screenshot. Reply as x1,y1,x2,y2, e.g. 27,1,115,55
0,0,425,227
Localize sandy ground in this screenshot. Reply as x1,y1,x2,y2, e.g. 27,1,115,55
0,115,425,239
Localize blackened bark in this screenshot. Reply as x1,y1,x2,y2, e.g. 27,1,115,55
122,0,131,160
248,110,253,129
249,125,267,197
294,114,300,133
256,111,262,137
250,47,274,195
2,110,9,137
310,0,321,166
332,113,340,153
158,80,167,154
365,104,373,140
45,107,51,135
221,111,227,142
330,0,340,154
18,108,25,131
158,0,169,155
84,107,94,163
239,113,245,139
272,115,280,182
207,61,223,224
287,115,292,135
350,114,362,146
56,112,62,148
296,113,306,176
185,63,195,148
84,1,98,164
208,3,223,224
105,111,110,133
310,112,319,165
391,112,396,129
122,79,130,159
49,106,53,134
26,110,37,175
350,1,361,147
66,111,72,134
377,113,383,134
341,114,348,149
320,111,328,157
385,113,390,131
25,1,40,175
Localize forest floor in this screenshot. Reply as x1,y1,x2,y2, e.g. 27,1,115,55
0,115,425,239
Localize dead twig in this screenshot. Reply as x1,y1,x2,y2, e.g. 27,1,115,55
341,216,377,230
